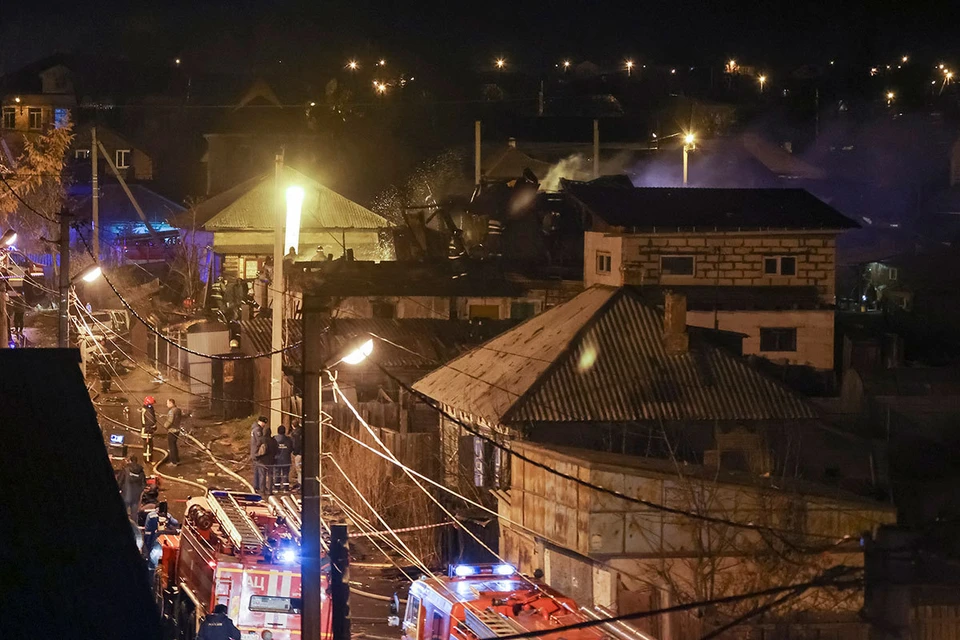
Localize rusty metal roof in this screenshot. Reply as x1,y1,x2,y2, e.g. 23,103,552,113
413,286,816,425
197,166,391,231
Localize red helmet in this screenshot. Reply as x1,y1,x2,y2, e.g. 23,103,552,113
143,396,156,406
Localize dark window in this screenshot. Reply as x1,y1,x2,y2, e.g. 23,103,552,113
660,255,695,276
2,107,14,129
759,327,797,352
888,267,898,281
510,302,536,320
371,300,396,319
28,108,42,130
719,450,750,472
764,256,796,276
596,251,612,274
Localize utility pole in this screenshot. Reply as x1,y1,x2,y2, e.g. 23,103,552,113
58,208,71,348
330,523,351,640
0,257,8,349
593,119,600,179
302,294,333,640
270,151,285,428
474,121,481,186
91,127,99,260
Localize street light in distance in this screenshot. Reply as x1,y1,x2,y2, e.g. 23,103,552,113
683,133,696,186
625,60,635,76
758,74,767,92
495,58,506,70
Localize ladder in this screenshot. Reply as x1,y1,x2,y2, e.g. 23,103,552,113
208,491,264,554
467,610,524,639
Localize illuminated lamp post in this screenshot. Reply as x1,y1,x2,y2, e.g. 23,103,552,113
683,133,696,186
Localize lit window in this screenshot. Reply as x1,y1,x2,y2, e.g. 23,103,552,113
1,107,14,129
660,255,695,276
115,149,131,168
75,149,90,160
54,108,69,128
759,328,797,352
28,108,42,130
596,251,612,274
763,256,796,276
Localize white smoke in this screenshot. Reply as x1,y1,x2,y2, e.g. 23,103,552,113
539,152,636,191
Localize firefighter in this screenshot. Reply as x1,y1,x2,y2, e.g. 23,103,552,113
117,454,146,522
197,604,241,640
163,398,183,465
140,396,157,463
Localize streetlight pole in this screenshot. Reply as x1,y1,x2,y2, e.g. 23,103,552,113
58,208,71,348
682,133,696,186
271,152,285,427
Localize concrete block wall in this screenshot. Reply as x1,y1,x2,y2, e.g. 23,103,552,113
585,231,838,301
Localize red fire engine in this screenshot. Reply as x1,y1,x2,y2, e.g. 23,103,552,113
155,491,331,640
403,564,653,640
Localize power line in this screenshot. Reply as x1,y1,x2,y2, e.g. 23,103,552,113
0,173,61,223
374,362,857,545
73,226,306,360
489,568,862,640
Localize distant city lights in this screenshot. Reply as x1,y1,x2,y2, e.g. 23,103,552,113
625,60,635,75
347,60,359,70
758,74,767,91
902,55,909,63
495,58,506,69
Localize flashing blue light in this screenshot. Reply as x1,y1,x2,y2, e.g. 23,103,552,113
453,565,478,577
493,564,516,576
279,549,298,565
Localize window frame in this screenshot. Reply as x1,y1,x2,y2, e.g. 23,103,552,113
27,107,42,130
759,327,798,352
74,149,90,160
115,149,132,169
595,250,612,274
888,267,898,281
659,254,696,277
763,255,797,276
1,107,14,129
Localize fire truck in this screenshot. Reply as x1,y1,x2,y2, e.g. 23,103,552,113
402,564,654,640
155,491,331,640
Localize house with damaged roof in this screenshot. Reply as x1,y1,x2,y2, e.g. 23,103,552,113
566,182,858,371
412,286,894,622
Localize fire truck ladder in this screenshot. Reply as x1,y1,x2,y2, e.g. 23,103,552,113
208,492,264,554
466,609,526,639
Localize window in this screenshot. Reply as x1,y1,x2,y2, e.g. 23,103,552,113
248,595,301,614
763,256,797,276
759,327,797,352
660,255,695,276
469,304,500,320
28,108,42,130
596,251,612,274
74,149,90,160
2,107,14,129
431,611,444,640
510,301,536,320
403,595,421,639
54,108,69,128
888,267,898,281
371,300,396,319
115,149,131,168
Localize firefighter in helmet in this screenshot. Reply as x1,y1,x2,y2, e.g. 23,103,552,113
140,396,157,463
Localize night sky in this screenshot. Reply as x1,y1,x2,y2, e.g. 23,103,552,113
3,0,959,76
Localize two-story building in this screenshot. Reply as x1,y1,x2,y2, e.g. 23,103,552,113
0,63,74,135
567,182,858,370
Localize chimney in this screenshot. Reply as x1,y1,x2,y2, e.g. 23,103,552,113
508,137,517,148
663,292,689,355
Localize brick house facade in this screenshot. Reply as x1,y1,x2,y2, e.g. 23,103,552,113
570,183,857,370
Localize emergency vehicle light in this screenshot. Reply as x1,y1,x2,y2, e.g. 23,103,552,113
449,563,516,578
279,549,298,564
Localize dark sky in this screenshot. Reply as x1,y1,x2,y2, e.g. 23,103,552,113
3,0,958,76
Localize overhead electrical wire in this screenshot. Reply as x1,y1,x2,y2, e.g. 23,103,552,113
0,172,61,223
373,362,859,546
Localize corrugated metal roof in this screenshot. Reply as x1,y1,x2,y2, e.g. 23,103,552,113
413,286,816,425
199,166,391,231
563,182,858,231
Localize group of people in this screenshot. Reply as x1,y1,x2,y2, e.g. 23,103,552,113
139,396,183,465
250,415,303,494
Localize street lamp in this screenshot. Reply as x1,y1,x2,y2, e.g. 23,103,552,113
1,229,16,246
301,329,375,640
563,60,571,72
495,58,506,70
758,74,767,92
886,91,895,105
346,60,358,71
626,60,634,76
683,133,696,186
285,186,304,256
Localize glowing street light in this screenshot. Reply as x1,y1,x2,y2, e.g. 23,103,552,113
79,265,102,283
1,229,16,246
174,58,181,66
902,55,909,63
378,59,386,66
886,91,895,105
495,58,506,70
285,186,305,256
347,60,359,70
373,81,387,94
758,74,767,92
626,60,635,76
682,133,696,186
563,60,571,71
340,338,374,366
